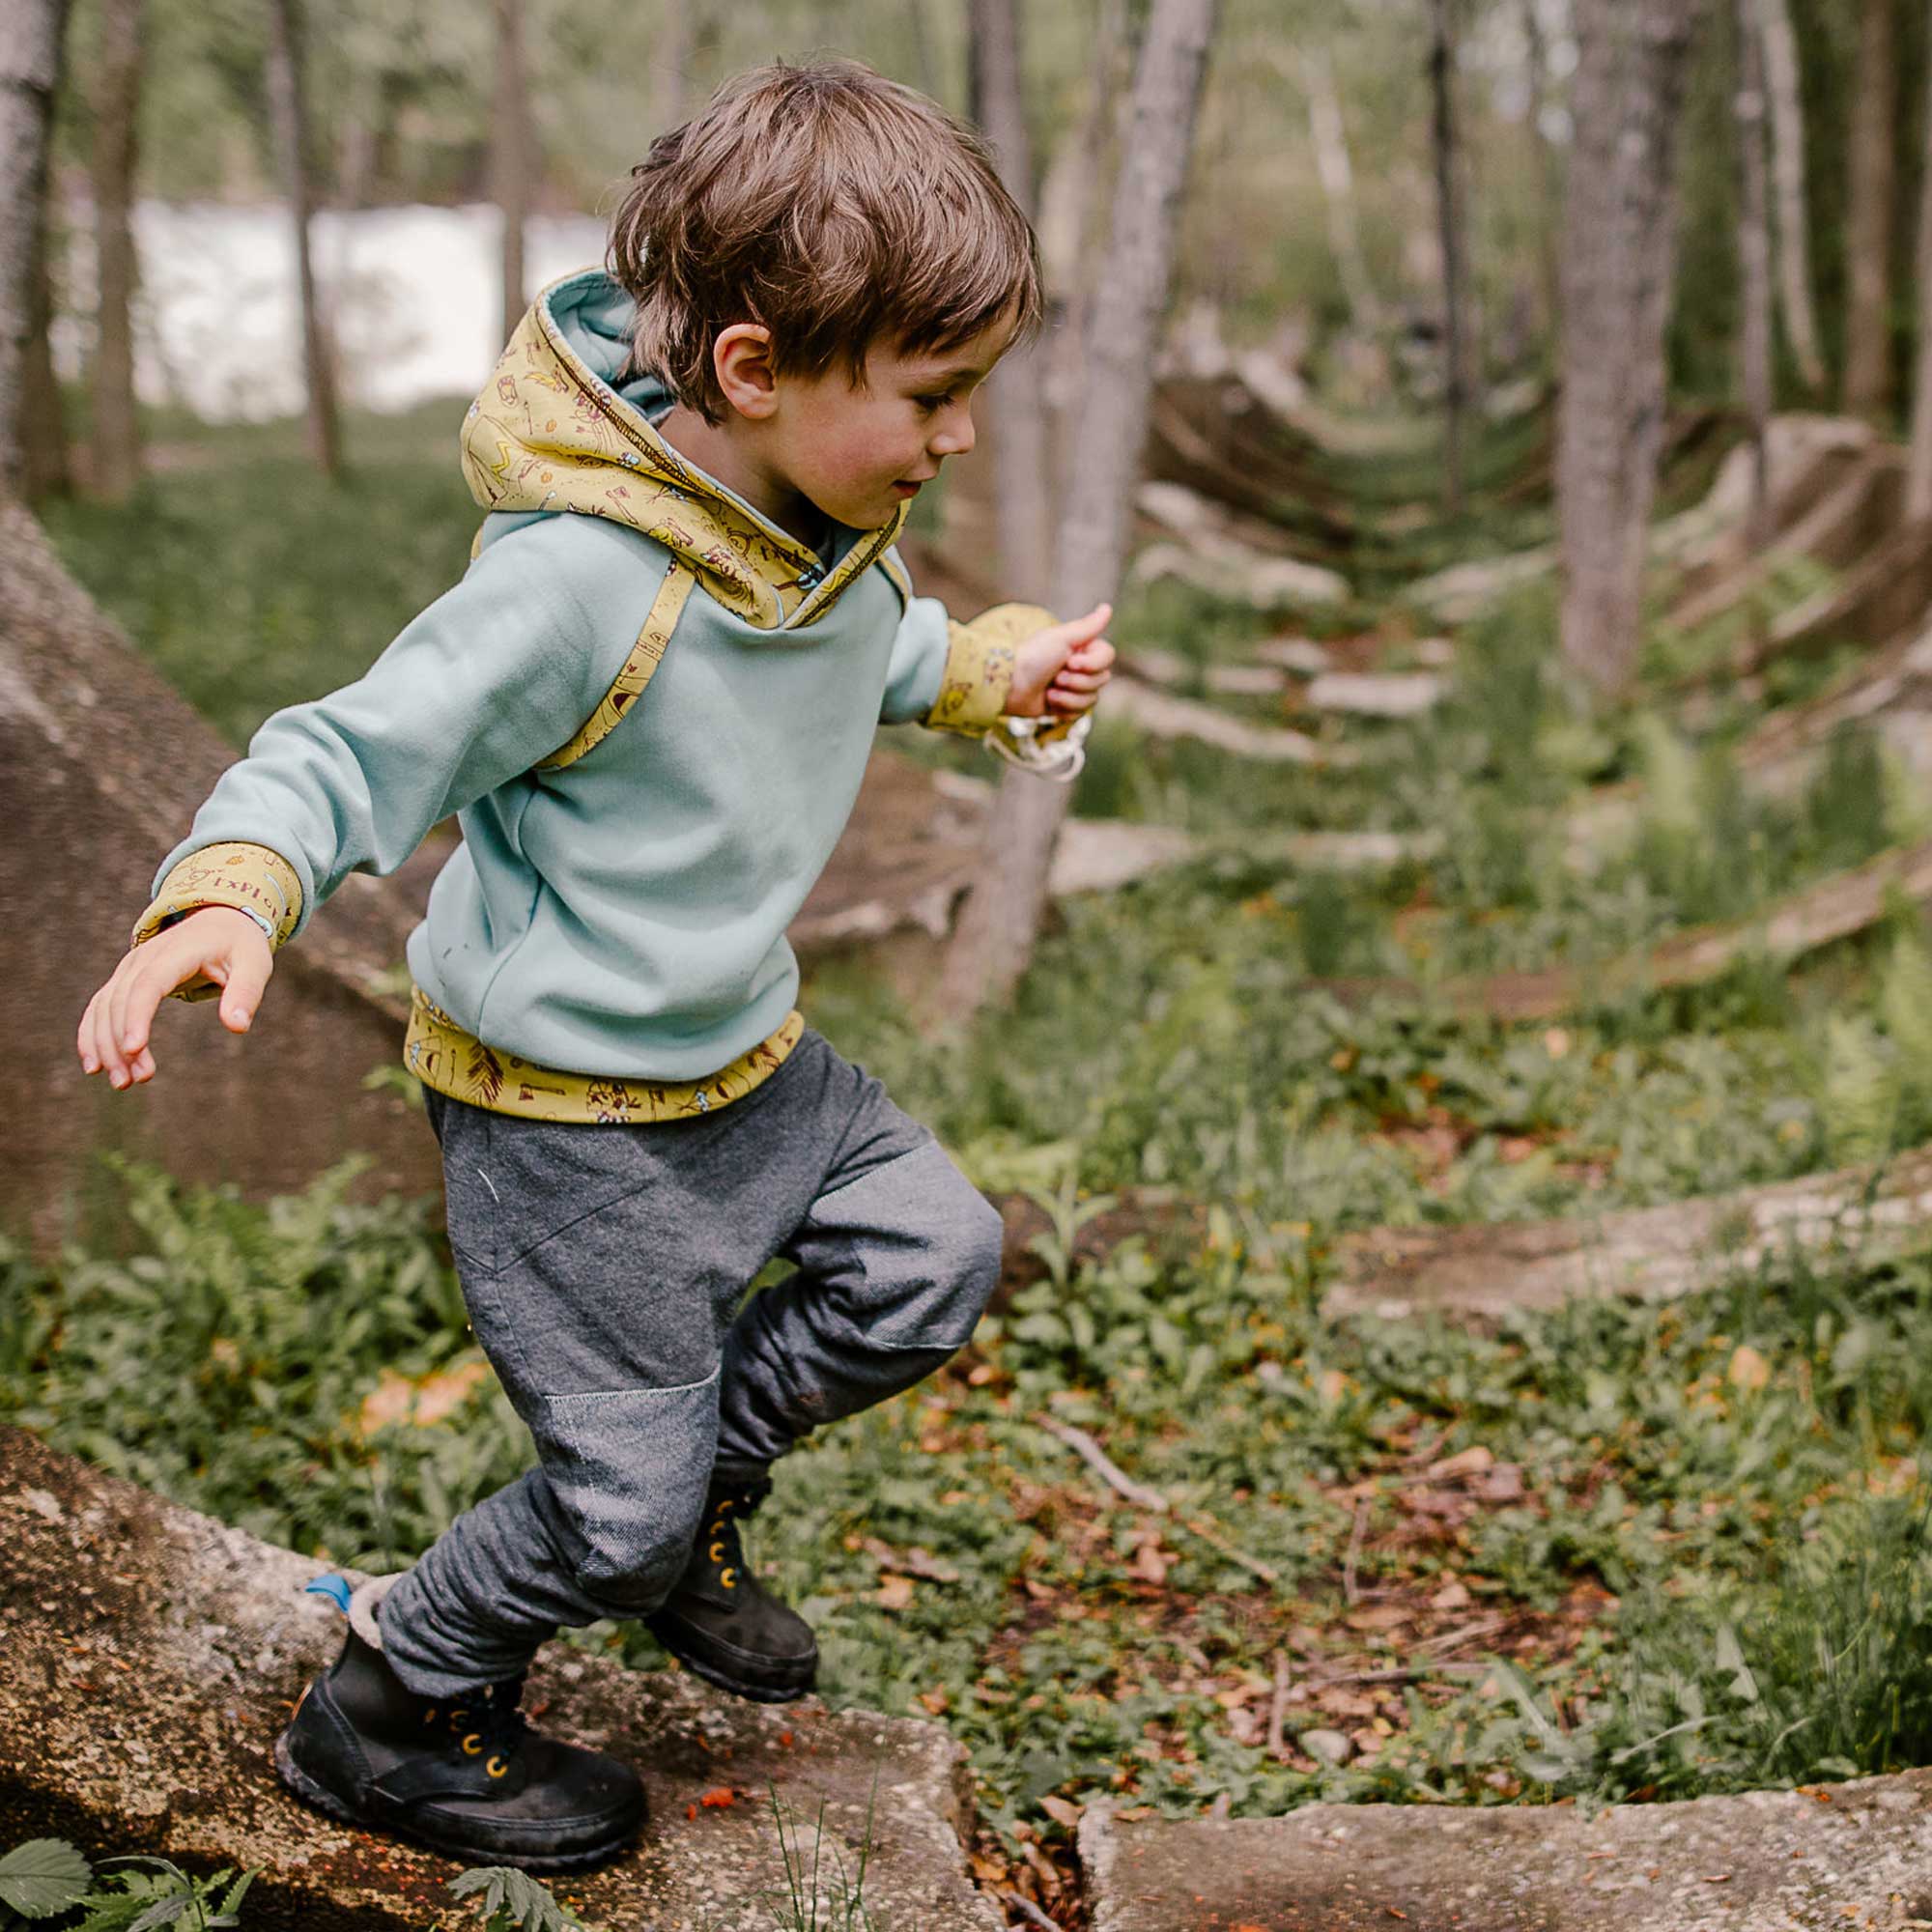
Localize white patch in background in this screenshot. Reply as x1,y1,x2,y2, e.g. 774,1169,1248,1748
51,200,610,423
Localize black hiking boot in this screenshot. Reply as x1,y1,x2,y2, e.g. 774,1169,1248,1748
643,1470,817,1704
273,1574,645,1871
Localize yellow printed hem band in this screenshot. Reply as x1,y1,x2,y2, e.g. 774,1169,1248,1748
403,984,806,1123
926,602,1044,735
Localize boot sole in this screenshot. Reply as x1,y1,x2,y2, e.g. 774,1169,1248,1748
272,1728,643,1873
643,1615,815,1706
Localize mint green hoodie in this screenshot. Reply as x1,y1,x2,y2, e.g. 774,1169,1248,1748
147,270,1021,1084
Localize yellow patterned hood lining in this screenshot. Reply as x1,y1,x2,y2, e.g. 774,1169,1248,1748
460,268,909,632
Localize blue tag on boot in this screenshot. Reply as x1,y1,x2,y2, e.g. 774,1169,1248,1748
304,1574,353,1615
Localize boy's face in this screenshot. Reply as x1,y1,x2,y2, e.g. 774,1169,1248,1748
767,307,1019,531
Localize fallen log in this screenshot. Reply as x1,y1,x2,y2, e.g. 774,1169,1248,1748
1103,675,1346,763
1316,835,1932,1020
1331,1142,1932,1322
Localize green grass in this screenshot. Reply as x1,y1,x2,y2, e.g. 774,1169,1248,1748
22,397,1932,1912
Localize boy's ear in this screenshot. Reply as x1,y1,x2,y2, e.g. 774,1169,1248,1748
713,324,780,420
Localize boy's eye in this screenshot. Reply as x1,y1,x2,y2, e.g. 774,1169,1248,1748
914,392,952,414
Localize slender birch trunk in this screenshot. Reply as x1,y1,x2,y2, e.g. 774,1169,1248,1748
1430,0,1469,517
1843,0,1898,420
1557,0,1708,699
1298,43,1382,333
969,0,1053,604
1907,1,1932,521
1520,0,1563,337
1757,0,1825,391
938,0,1220,1019
1736,0,1774,554
88,0,142,503
1040,0,1129,479
492,0,531,348
267,0,339,479
0,0,69,498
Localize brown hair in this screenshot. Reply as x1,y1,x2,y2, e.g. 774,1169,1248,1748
608,57,1043,424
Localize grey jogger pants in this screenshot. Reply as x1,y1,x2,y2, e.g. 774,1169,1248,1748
376,1025,1005,1698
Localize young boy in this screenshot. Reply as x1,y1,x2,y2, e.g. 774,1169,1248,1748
75,57,1112,1871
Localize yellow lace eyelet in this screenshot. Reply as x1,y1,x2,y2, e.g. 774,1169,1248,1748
448,1708,468,1727
422,1707,439,1723
721,1567,737,1588
462,1733,482,1755
709,1540,726,1561
486,1754,509,1778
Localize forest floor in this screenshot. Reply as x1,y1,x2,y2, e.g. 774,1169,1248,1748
14,395,1932,1929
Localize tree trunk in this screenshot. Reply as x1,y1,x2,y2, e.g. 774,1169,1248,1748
1520,0,1564,340
492,0,530,348
266,0,339,480
1297,43,1382,334
1556,0,1708,700
1843,0,1898,420
0,0,69,499
19,116,69,500
1430,0,1469,517
1039,0,1129,471
938,0,1219,1020
1908,0,1932,521
89,0,143,504
968,0,1053,604
653,0,717,135
1736,0,1774,554
1757,0,1825,391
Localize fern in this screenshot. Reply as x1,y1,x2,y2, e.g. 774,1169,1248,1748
445,1867,588,1931
1881,925,1932,1106
1820,1013,1898,1166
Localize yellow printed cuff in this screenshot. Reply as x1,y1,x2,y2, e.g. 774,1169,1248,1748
926,602,1047,736
131,842,303,1001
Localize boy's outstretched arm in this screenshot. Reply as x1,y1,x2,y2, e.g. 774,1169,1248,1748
75,516,654,1092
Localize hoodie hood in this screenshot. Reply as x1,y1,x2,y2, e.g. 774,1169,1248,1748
459,268,910,630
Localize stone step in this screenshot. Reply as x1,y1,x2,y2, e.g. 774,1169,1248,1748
1079,1779,1932,1931
0,1426,1003,1931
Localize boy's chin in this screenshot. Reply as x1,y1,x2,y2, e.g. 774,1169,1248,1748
805,489,906,533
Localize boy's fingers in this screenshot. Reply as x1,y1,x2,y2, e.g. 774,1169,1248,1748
77,988,104,1072
219,952,271,1032
1055,602,1112,649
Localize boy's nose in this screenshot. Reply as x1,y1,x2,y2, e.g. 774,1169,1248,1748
931,406,976,459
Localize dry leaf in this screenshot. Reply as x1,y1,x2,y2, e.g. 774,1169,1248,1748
874,1573,916,1610
1726,1344,1771,1394
1131,1540,1172,1584
1345,1605,1407,1632
1427,1445,1495,1482
355,1355,492,1435
1430,1580,1472,1611
1039,1795,1084,1831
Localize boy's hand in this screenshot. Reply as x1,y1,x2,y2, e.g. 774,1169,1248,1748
1006,602,1116,721
77,907,274,1090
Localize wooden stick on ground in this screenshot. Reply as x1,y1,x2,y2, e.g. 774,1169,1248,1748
1035,1413,1279,1581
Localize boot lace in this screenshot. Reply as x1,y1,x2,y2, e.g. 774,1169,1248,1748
703,1477,772,1592
419,1676,527,1780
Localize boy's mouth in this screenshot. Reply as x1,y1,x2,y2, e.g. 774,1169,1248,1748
892,481,923,498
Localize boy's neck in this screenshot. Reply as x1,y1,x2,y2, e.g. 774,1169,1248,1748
654,405,828,553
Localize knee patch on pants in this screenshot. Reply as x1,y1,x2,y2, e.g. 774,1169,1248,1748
536,1373,719,1610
